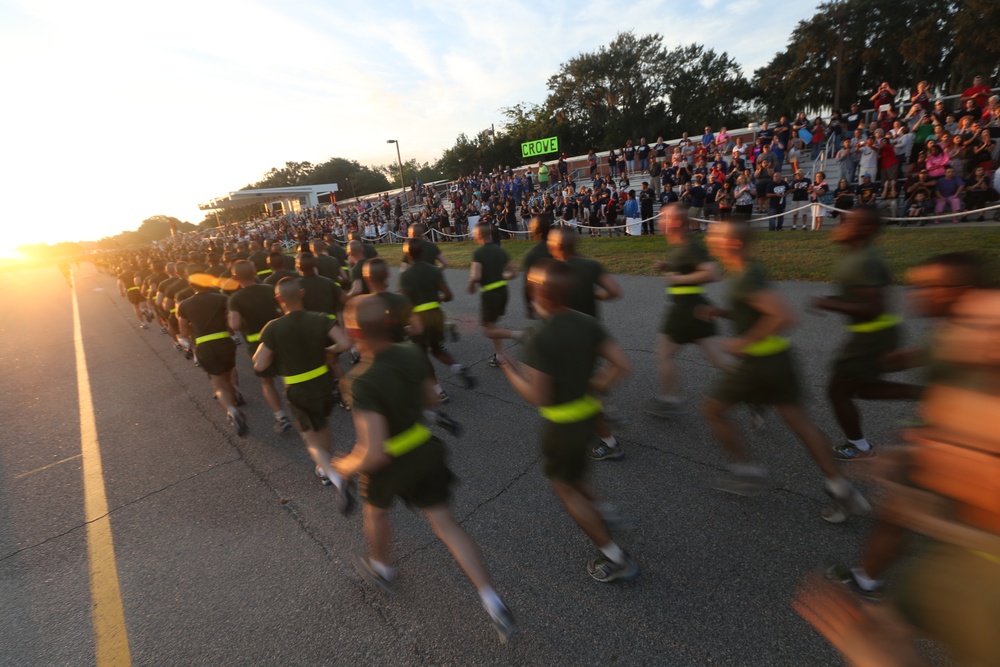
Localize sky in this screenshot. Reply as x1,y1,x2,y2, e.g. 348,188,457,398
0,0,821,253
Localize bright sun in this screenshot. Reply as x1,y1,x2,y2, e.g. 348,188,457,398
0,245,27,261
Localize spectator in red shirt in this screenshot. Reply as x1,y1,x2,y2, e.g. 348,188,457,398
870,81,897,121
961,75,992,109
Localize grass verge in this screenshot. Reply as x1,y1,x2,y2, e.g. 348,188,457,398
366,227,1000,284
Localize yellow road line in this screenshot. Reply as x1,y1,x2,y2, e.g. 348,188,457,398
72,269,132,666
14,454,82,479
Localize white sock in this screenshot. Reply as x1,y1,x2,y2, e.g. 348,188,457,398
848,437,871,451
600,435,617,447
434,384,444,396
826,476,851,497
274,410,286,420
850,567,881,591
599,542,626,566
370,559,395,581
478,586,504,615
450,363,463,372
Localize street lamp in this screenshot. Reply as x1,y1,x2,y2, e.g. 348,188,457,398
386,139,407,205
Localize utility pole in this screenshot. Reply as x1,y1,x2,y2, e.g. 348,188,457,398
387,139,407,205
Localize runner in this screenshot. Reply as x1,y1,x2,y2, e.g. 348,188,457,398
467,222,517,367
400,222,449,273
333,296,516,643
701,220,870,523
646,205,732,417
263,253,297,286
811,207,922,460
118,263,148,329
521,217,551,319
398,239,475,403
547,227,624,460
226,260,292,434
177,274,247,436
296,251,350,410
252,278,355,512
495,259,639,582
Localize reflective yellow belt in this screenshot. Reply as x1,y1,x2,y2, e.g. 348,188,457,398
847,313,901,333
246,332,261,343
539,394,603,423
480,280,507,293
327,313,338,321
127,286,140,292
284,365,328,385
195,331,230,345
413,301,440,313
743,335,790,357
384,423,432,457
257,269,272,276
169,308,176,314
667,286,705,295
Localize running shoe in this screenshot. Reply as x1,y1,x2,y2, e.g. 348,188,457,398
353,552,397,595
823,561,884,602
274,416,294,434
644,397,685,418
233,389,246,407
590,443,625,461
350,349,362,365
438,390,451,405
334,390,350,412
822,485,871,524
139,323,149,330
431,411,462,437
486,603,518,644
315,466,333,486
227,409,248,437
457,366,476,390
588,554,640,583
488,355,499,368
833,443,877,461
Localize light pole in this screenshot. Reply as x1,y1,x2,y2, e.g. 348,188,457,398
386,139,407,205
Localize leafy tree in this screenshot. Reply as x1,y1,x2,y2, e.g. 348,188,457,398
659,44,753,133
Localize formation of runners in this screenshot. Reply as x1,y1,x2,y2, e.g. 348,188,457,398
93,206,999,660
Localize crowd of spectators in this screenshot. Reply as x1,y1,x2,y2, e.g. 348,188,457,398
178,75,1000,248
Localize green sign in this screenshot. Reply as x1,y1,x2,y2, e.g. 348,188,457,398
521,136,559,159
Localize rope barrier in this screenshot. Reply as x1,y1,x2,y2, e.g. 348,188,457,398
817,200,1000,224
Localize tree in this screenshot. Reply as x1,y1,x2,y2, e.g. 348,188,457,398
660,44,753,133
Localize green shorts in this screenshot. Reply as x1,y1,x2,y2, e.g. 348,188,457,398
412,308,445,354
195,338,237,377
540,417,596,484
362,438,454,509
660,296,716,344
710,349,801,405
480,286,508,325
832,325,901,382
285,372,335,432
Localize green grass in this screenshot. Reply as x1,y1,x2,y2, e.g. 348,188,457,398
373,227,1000,283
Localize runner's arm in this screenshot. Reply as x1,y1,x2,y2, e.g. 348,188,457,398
252,342,274,372
596,272,622,301
334,409,392,476
468,261,482,294
590,338,631,395
728,289,797,354
497,357,551,407
668,261,721,286
227,311,243,332
812,286,884,321
325,324,352,355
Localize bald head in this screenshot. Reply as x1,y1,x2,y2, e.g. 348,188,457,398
344,295,393,342
348,240,364,260
233,260,256,282
403,239,423,262
363,258,389,290
546,227,576,260
310,239,327,254
408,223,427,239
296,251,316,275
275,277,303,306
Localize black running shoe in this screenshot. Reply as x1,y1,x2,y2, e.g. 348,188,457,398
457,367,476,389
590,443,624,461
274,416,294,434
432,411,462,437
588,554,640,583
353,552,396,595
227,409,248,437
488,355,499,368
823,561,884,602
350,349,361,365
438,390,451,405
233,390,246,407
487,603,518,644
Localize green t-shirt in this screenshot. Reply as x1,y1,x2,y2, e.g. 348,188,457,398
248,250,270,273
314,253,342,283
566,256,605,318
227,284,281,341
350,258,370,295
522,241,551,274
177,292,229,339
327,244,348,270
665,239,711,301
349,343,427,442
259,310,334,378
264,269,298,286
726,260,770,336
300,274,341,317
398,261,443,307
472,243,509,287
524,310,607,405
538,164,549,185
835,245,891,303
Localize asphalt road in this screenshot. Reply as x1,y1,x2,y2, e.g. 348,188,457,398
0,260,935,666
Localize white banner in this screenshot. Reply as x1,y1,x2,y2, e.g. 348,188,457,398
625,217,643,236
